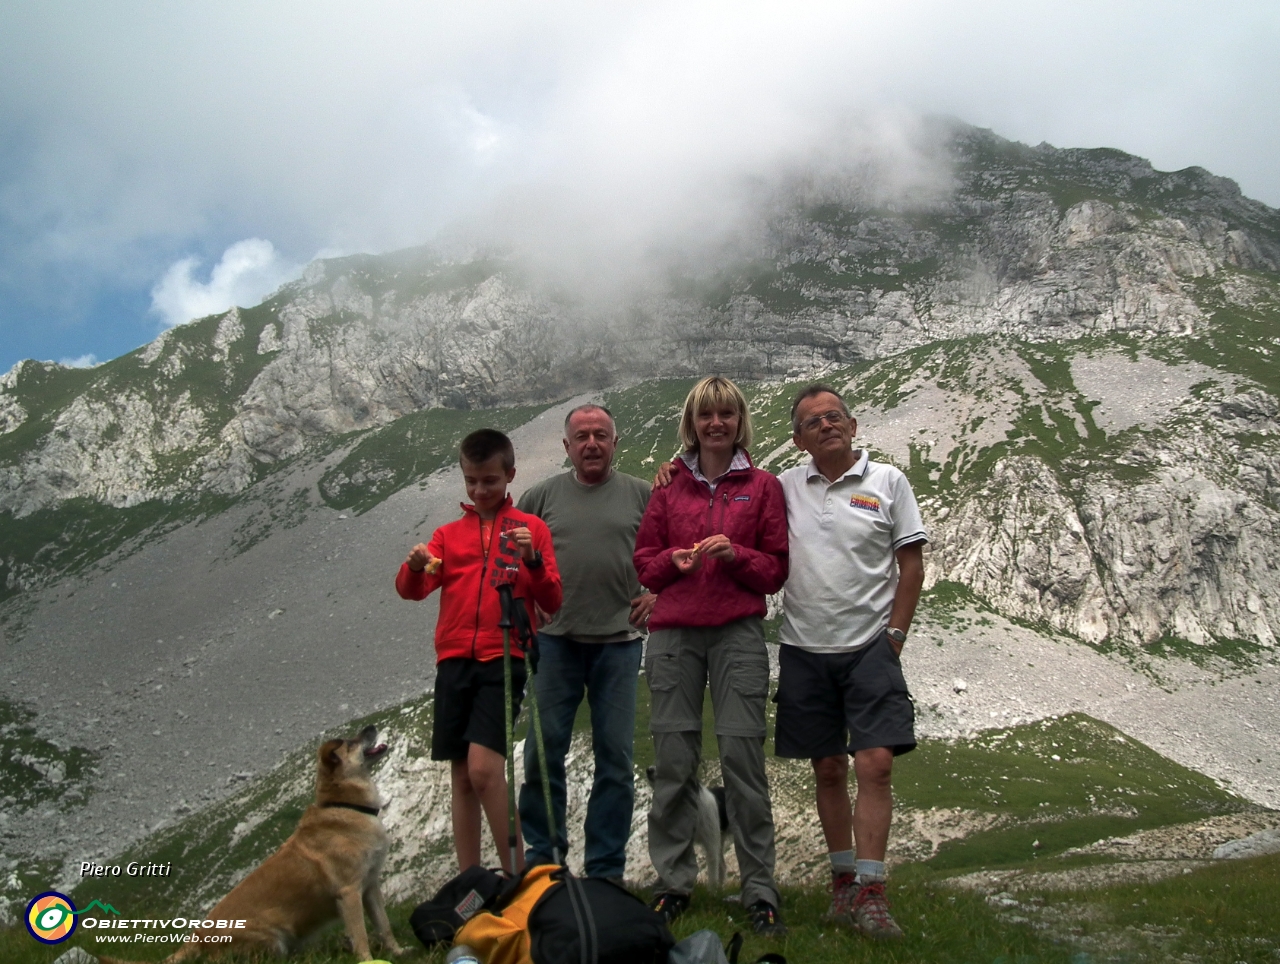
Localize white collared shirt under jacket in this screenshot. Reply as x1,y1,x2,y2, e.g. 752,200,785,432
778,449,928,653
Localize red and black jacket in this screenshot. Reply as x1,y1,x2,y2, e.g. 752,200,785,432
396,497,562,662
633,452,788,630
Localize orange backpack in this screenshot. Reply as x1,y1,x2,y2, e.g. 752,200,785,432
453,864,561,964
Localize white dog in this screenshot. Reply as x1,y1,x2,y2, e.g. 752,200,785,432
646,765,732,889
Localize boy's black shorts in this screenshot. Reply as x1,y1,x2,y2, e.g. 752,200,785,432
774,632,916,759
432,656,527,761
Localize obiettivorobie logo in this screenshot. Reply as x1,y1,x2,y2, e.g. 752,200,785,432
25,892,120,944
25,890,247,949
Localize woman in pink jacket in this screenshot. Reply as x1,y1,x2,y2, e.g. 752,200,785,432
633,375,789,935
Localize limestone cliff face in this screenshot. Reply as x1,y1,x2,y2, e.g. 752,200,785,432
925,443,1280,649
928,454,1115,642
2,124,1278,647
0,361,210,516
0,365,27,436
894,344,1280,649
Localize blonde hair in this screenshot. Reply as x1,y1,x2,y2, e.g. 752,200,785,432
678,376,753,453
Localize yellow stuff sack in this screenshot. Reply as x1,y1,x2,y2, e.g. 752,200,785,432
454,864,561,964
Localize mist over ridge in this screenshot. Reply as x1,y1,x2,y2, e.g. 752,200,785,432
3,1,1278,370
440,110,959,299
3,118,1279,659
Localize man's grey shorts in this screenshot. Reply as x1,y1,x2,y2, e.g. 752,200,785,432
774,631,916,759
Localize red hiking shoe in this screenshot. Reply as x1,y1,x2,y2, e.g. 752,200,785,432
851,880,904,939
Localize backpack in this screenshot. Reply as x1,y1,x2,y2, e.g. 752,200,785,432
453,864,561,964
409,864,507,947
454,864,674,964
528,873,674,964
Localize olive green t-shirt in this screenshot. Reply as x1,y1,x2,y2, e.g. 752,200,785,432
517,470,651,641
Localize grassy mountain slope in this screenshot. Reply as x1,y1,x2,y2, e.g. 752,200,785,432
5,678,1268,963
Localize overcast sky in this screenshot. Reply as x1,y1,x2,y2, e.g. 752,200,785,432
1,1,1277,372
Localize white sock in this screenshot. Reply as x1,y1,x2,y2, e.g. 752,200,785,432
855,858,886,884
828,850,855,875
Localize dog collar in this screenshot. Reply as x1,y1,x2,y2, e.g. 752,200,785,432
321,801,382,816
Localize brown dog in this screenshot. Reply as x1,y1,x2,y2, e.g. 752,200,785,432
100,724,404,962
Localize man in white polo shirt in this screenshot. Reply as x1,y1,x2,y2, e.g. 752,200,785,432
775,383,927,939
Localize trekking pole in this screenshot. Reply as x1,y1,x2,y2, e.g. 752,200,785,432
509,600,597,964
523,652,561,865
497,584,520,876
504,580,561,867
526,650,597,964
504,579,596,964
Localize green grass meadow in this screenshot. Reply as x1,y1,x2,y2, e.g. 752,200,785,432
5,675,1275,963
7,854,1278,964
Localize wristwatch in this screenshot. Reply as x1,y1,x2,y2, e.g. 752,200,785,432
886,627,907,645
526,549,544,569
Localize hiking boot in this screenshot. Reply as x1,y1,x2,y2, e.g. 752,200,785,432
650,891,690,924
747,899,787,937
824,870,858,923
851,881,904,939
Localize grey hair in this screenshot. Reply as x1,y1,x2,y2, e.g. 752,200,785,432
789,383,850,432
563,403,616,437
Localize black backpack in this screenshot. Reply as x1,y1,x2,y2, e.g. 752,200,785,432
528,872,674,964
409,864,507,946
414,864,674,964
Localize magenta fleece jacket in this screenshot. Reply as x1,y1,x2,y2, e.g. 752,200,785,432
633,453,788,630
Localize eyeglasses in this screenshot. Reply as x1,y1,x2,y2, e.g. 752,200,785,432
799,410,847,432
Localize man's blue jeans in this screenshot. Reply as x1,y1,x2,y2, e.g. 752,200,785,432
519,633,643,878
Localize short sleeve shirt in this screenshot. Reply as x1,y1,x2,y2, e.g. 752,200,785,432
778,450,928,652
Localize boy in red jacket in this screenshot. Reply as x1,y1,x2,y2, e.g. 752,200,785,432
396,428,562,873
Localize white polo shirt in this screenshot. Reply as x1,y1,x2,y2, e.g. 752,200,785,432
778,450,928,653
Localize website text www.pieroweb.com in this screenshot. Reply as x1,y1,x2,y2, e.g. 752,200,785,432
87,916,241,947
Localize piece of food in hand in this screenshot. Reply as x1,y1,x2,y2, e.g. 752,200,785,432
424,557,442,575
690,541,703,554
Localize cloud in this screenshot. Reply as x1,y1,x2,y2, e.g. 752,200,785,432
150,239,300,329
5,4,1277,265
56,353,99,368
1,2,1278,368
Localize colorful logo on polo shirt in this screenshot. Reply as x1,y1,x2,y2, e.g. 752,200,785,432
849,494,881,514
26,891,78,944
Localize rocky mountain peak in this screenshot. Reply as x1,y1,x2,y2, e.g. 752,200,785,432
1,124,1278,651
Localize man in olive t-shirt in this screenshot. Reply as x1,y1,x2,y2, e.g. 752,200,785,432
516,404,653,880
